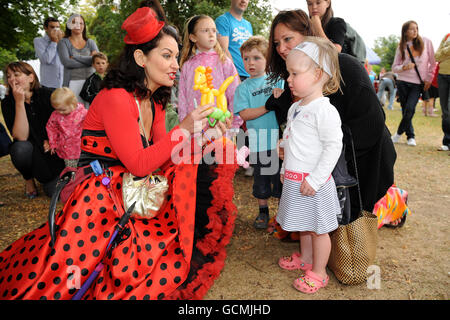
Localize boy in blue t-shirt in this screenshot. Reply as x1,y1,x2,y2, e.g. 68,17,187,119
234,36,284,229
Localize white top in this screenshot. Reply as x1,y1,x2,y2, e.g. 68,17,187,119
281,97,343,191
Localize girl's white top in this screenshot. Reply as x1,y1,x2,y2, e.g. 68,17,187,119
281,97,343,191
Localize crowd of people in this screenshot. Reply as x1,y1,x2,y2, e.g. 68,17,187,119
0,0,448,300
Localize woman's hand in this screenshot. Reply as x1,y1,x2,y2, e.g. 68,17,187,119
10,82,25,105
300,179,316,197
402,62,415,71
198,117,232,147
179,103,215,135
310,15,323,32
424,81,431,92
280,174,284,184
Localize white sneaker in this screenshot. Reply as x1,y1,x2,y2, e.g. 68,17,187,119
391,133,402,143
438,145,449,151
407,138,417,146
244,166,254,177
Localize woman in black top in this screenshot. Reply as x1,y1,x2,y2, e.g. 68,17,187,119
265,10,397,224
1,62,64,197
306,0,346,52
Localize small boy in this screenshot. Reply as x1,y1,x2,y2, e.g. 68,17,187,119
233,36,285,229
80,52,109,105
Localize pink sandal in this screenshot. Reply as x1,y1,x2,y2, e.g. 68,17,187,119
278,252,312,271
293,270,329,294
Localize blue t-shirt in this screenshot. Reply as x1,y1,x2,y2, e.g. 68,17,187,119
215,12,253,78
234,75,284,152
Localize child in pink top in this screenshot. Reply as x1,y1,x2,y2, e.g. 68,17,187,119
178,14,242,129
46,87,88,168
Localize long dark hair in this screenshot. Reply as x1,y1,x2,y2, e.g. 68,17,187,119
64,14,88,41
399,20,424,61
266,10,316,82
319,0,334,28
102,25,179,107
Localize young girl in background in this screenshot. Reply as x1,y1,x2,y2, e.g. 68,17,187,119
276,37,342,294
391,21,436,147
306,0,346,53
178,14,242,129
46,87,87,169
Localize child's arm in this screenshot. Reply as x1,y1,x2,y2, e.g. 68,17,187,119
45,115,59,153
238,106,268,121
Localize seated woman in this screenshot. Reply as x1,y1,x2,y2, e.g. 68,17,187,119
1,61,65,198
0,8,238,300
265,10,397,225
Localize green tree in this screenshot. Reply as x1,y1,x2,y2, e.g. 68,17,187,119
373,35,400,71
0,0,80,62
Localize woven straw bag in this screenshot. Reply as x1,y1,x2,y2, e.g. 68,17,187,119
327,127,378,285
328,210,378,285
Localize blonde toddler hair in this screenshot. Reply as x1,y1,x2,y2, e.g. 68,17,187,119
297,36,341,96
50,87,78,110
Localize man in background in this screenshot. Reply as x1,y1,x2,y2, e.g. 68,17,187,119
33,17,64,89
216,0,253,82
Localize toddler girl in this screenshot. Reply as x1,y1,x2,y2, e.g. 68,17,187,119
178,14,242,129
46,87,88,169
276,37,343,294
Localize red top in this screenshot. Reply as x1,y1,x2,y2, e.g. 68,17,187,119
82,88,188,177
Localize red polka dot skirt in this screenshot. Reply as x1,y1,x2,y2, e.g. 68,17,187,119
0,141,238,300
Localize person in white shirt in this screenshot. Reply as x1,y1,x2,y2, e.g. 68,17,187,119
276,37,342,294
33,17,64,88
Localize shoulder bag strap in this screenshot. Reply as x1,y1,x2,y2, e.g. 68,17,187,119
406,45,424,84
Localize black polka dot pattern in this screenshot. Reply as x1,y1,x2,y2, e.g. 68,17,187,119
0,136,238,300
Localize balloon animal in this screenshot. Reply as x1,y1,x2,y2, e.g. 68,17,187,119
193,65,237,126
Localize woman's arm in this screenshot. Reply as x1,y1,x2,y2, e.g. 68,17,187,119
311,16,344,52
9,83,30,141
57,39,89,69
435,35,450,63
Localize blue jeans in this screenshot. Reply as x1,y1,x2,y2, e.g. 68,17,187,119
438,74,450,147
377,78,397,110
396,80,422,139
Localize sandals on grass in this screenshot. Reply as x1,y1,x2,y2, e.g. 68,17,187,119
278,252,312,271
293,270,329,294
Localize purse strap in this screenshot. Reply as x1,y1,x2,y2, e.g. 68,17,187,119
406,45,424,84
344,126,364,213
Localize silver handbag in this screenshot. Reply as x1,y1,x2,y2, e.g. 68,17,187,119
122,96,169,219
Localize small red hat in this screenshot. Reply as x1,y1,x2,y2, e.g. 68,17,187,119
122,7,165,45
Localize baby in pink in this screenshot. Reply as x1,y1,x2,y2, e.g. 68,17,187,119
46,87,88,168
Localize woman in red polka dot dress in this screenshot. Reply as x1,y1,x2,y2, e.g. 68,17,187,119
0,8,238,300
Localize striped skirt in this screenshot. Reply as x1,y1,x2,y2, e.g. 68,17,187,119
277,176,340,235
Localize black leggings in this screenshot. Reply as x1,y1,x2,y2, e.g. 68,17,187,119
9,140,64,196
